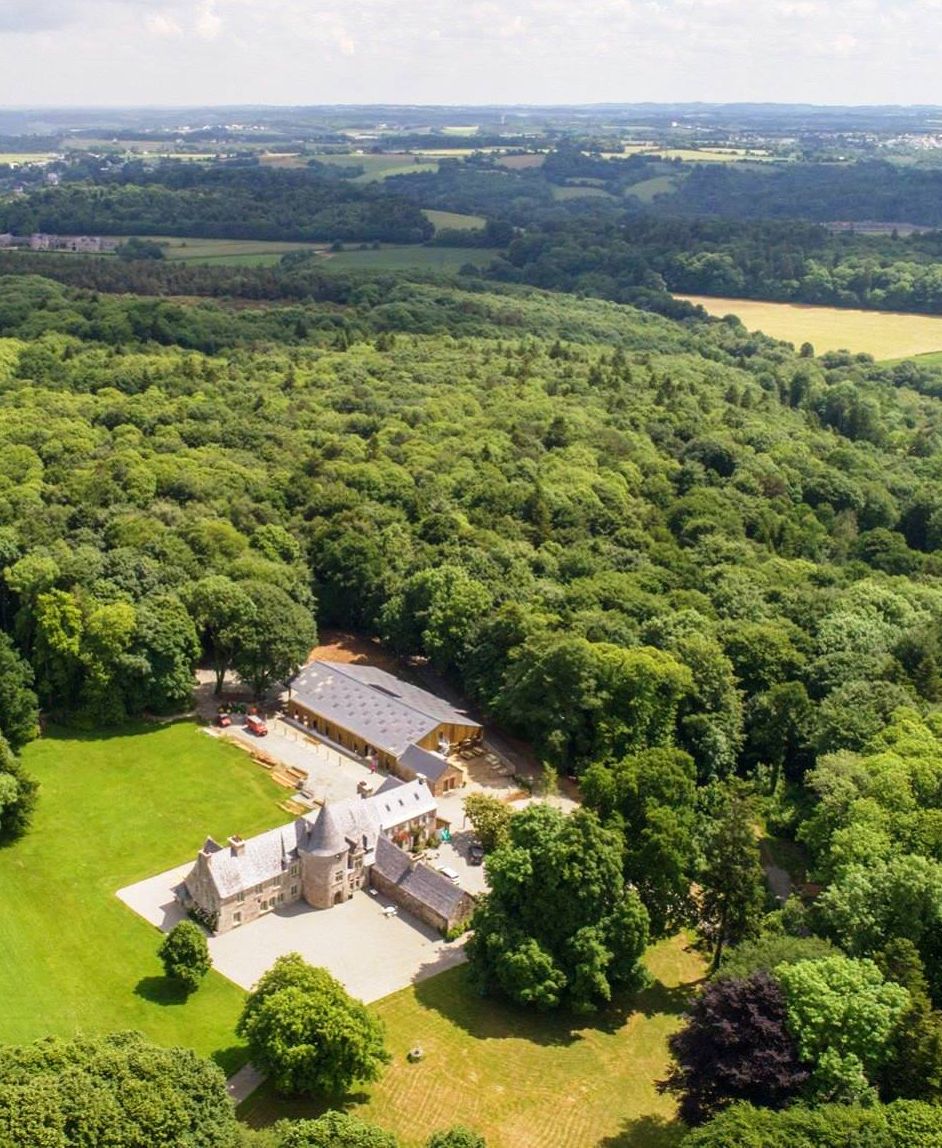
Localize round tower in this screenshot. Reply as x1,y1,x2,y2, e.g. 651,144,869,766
301,803,350,908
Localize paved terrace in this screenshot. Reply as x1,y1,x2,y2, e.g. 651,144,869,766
117,864,465,999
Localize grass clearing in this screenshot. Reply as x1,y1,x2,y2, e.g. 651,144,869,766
324,245,498,272
0,722,289,1073
422,209,486,231
678,294,942,360
316,153,442,182
240,935,703,1148
551,184,616,201
156,237,326,266
626,175,678,203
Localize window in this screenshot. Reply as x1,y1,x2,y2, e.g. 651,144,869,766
290,863,299,876
233,912,242,926
290,884,298,897
237,891,245,904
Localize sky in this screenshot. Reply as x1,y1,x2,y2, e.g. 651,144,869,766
2,0,942,108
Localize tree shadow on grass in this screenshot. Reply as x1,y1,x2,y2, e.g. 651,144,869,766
598,1115,687,1148
134,975,190,1007
412,963,648,1047
211,1044,252,1079
628,977,702,1022
237,1079,369,1128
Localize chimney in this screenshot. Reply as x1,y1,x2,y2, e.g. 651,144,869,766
228,834,245,857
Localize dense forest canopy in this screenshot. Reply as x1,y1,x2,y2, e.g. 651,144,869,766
0,164,433,244
2,273,942,772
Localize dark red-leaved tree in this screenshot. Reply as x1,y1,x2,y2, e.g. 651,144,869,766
661,970,810,1125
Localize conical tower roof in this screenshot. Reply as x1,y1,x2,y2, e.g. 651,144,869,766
306,803,346,855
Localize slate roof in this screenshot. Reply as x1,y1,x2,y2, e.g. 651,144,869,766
194,819,309,900
398,742,454,784
290,660,480,759
191,782,434,902
368,777,438,832
372,836,470,921
307,796,382,858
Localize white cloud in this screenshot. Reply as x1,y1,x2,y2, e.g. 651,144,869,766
194,2,222,40
1,0,942,105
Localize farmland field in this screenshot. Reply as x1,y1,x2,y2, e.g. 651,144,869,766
157,237,326,265
241,936,703,1148
679,294,942,359
551,184,615,200
423,209,487,231
324,245,498,271
626,174,678,203
0,722,288,1072
497,152,547,169
316,153,442,181
0,152,57,164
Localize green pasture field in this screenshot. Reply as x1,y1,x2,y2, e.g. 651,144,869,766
241,935,703,1148
0,722,288,1072
316,153,441,181
678,294,942,360
157,237,326,266
324,245,498,271
551,184,616,200
626,174,678,203
422,209,487,231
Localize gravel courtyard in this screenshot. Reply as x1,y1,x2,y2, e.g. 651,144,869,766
117,866,465,1000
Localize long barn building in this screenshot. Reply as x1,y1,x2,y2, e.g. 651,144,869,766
286,660,480,796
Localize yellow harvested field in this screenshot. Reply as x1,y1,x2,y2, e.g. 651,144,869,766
0,152,56,164
678,295,942,360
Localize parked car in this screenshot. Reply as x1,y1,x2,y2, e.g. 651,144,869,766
436,865,461,884
244,714,268,736
214,713,232,728
468,843,485,866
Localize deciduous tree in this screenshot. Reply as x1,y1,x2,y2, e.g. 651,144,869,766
237,954,389,1096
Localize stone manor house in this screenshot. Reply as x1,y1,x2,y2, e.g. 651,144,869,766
180,776,475,935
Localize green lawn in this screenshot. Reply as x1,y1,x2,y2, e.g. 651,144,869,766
240,935,704,1148
0,722,288,1073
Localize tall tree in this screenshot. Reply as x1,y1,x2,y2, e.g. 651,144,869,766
0,731,38,845
663,971,810,1125
0,1031,239,1148
185,575,256,694
467,804,649,1012
699,785,766,970
231,581,317,699
0,632,38,752
237,953,389,1096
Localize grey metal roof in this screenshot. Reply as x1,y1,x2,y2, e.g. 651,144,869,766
290,660,480,759
398,743,453,783
373,836,470,920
